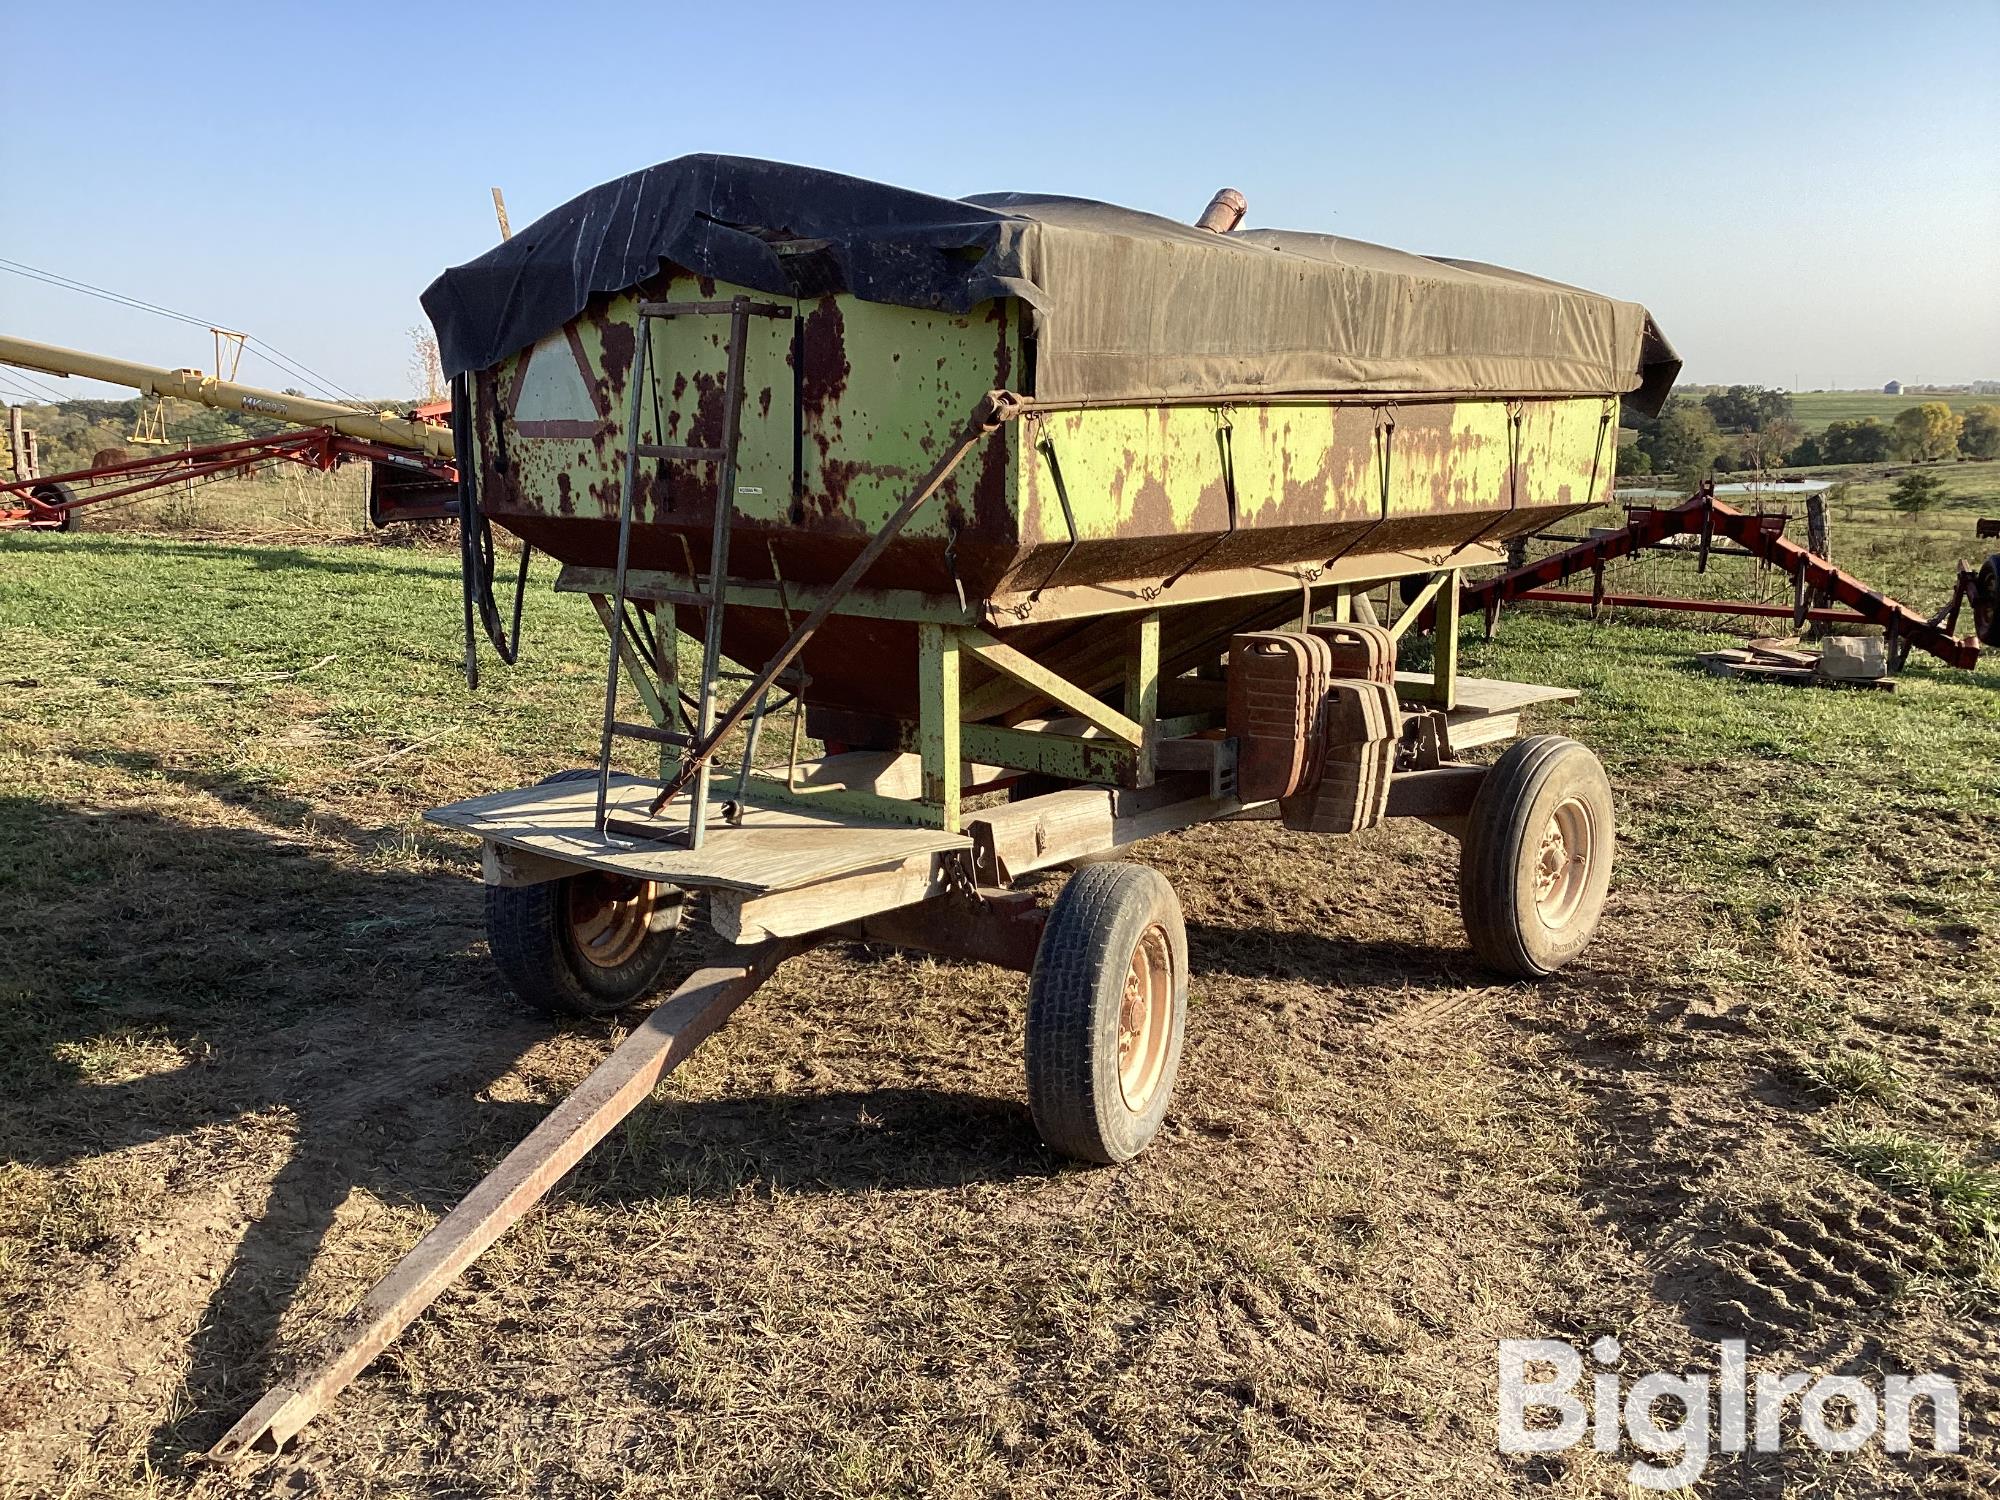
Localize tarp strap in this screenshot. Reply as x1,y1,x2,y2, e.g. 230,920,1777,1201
1321,405,1397,570
1028,416,1081,602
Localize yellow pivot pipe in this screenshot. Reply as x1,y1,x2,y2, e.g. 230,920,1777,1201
0,333,454,459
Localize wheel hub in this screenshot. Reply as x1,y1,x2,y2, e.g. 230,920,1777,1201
564,874,659,970
1533,797,1593,928
1117,923,1174,1112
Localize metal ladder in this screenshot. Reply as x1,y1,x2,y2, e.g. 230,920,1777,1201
594,294,789,847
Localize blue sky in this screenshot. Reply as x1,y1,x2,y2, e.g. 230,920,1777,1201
3,1,1995,403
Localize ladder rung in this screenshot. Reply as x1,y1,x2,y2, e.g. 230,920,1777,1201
610,720,693,747
638,299,791,319
638,443,726,463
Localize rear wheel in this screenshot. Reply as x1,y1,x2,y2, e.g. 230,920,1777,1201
1459,736,1614,978
1025,862,1188,1164
484,770,684,1015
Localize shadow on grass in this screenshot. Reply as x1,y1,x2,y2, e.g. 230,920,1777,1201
70,747,473,865
19,534,453,579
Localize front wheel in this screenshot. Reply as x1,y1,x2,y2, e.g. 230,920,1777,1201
486,872,684,1016
1025,862,1189,1164
1459,736,1615,978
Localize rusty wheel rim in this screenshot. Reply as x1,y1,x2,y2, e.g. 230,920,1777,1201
1533,797,1593,929
1117,923,1174,1113
565,874,658,970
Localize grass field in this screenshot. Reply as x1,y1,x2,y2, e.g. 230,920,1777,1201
1779,391,1996,436
1,529,1997,1498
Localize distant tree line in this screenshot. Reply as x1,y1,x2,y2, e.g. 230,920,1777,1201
1618,384,2000,485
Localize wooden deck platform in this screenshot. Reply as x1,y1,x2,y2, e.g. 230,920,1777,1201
425,773,970,897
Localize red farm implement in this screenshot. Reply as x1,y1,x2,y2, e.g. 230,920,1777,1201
1462,482,1993,670
0,427,456,532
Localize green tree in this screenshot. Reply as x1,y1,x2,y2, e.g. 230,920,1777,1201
1820,418,1893,464
1651,402,1724,485
1701,384,1793,432
1753,387,1795,429
1615,441,1652,476
1892,402,1963,461
1959,403,2000,461
1741,416,1805,470
1888,471,1947,514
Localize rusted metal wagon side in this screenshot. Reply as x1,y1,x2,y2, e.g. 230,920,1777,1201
212,157,1677,1459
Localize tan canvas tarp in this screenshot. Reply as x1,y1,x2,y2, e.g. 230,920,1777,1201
426,155,1678,413
979,194,1678,409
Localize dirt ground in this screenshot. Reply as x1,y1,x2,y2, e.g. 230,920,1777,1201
1,534,1995,1498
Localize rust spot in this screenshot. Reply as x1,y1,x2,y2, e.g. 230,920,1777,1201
798,297,849,414
644,464,677,518
671,372,688,401
758,385,772,418
971,428,1010,540
697,275,717,297
598,318,636,401
556,471,575,516
1127,471,1178,541
688,371,728,451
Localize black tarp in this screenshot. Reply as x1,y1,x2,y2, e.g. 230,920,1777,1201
423,154,1678,413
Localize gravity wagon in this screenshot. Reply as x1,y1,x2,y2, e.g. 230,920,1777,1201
213,155,1678,1457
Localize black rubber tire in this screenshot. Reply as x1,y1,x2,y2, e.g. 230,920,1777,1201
484,769,683,1016
1459,736,1615,979
1026,862,1189,1164
31,482,78,532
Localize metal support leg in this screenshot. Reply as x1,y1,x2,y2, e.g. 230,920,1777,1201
1432,569,1460,711
654,603,681,781
1125,610,1159,788
917,623,961,832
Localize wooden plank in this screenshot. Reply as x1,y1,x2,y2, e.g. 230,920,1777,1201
1697,653,1897,691
967,788,1115,884
481,841,576,888
711,852,952,941
1445,711,1520,751
208,939,800,1460
426,773,968,895
965,783,1243,883
1394,673,1578,716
